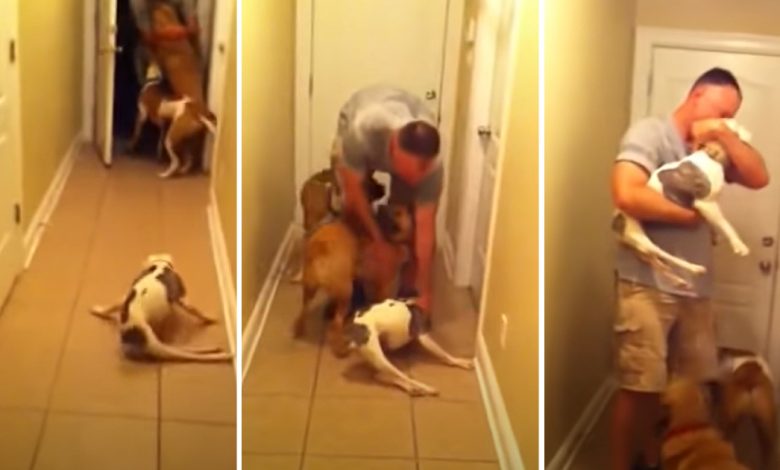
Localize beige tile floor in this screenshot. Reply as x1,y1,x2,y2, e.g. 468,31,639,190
242,253,500,469
0,148,235,470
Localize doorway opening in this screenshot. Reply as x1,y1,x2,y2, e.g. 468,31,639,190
102,0,217,161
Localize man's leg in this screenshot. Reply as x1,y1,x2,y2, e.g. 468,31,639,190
610,281,678,470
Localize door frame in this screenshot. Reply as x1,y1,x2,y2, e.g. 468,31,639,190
82,0,233,171
293,0,466,248
630,25,780,376
4,0,24,275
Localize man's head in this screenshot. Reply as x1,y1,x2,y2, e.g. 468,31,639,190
390,120,440,182
682,67,742,123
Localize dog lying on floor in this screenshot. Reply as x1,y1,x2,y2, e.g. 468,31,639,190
612,119,752,291
659,378,748,469
344,297,473,396
715,348,777,469
144,3,218,178
90,254,232,362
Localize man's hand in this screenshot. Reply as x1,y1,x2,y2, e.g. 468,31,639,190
691,118,769,189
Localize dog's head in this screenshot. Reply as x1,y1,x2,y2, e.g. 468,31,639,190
657,378,714,435
301,170,340,232
691,118,752,167
376,203,414,244
143,253,174,270
363,174,386,203
150,2,183,30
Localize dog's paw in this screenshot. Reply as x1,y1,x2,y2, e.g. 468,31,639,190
409,383,439,397
452,358,474,370
731,242,750,256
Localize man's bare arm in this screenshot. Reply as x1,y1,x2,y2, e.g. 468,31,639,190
612,162,699,225
337,165,383,241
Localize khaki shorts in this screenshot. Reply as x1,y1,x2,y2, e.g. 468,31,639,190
614,280,719,393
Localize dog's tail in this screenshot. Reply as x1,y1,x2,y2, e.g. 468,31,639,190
186,101,218,134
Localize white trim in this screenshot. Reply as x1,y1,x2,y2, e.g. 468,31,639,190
202,0,236,173
475,334,525,470
241,223,298,379
207,190,236,357
23,137,81,268
83,0,96,141
631,26,780,125
435,0,466,249
441,230,456,281
545,378,616,470
293,0,464,226
453,0,521,290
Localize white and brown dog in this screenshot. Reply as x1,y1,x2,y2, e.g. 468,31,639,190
715,348,777,468
613,119,752,291
90,254,232,362
344,298,473,396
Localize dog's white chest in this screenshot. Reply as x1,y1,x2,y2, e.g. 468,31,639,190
128,273,172,324
357,300,415,350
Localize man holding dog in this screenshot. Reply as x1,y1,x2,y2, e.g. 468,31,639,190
609,67,769,470
332,85,444,316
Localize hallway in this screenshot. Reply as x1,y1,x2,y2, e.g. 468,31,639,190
0,149,235,469
242,254,499,469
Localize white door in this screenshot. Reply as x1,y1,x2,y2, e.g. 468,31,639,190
466,0,518,303
0,1,24,306
94,0,118,166
202,0,235,172
309,0,449,182
648,47,780,372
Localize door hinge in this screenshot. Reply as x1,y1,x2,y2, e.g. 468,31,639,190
13,204,20,225
9,39,15,64
308,73,313,96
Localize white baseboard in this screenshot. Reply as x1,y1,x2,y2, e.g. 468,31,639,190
207,190,236,358
241,222,298,379
546,376,617,470
441,229,456,282
475,334,526,470
23,136,81,268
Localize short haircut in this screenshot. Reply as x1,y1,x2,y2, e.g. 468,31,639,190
689,67,742,98
398,120,440,159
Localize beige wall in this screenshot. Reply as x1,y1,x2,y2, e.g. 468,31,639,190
241,1,296,328
544,0,637,461
213,4,237,278
637,0,780,36
480,0,538,466
18,0,83,229
444,0,478,247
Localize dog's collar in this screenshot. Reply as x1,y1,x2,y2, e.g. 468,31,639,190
305,212,336,237
662,422,712,443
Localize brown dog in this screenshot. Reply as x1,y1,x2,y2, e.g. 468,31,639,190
659,378,748,470
716,348,777,469
144,3,217,178
293,193,411,356
285,169,386,282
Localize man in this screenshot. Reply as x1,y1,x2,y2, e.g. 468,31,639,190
609,67,769,470
332,85,444,315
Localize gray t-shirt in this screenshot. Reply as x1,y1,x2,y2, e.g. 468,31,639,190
337,85,444,204
614,115,714,298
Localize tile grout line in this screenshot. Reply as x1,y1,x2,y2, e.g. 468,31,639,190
156,170,164,470
298,333,326,470
28,162,111,470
